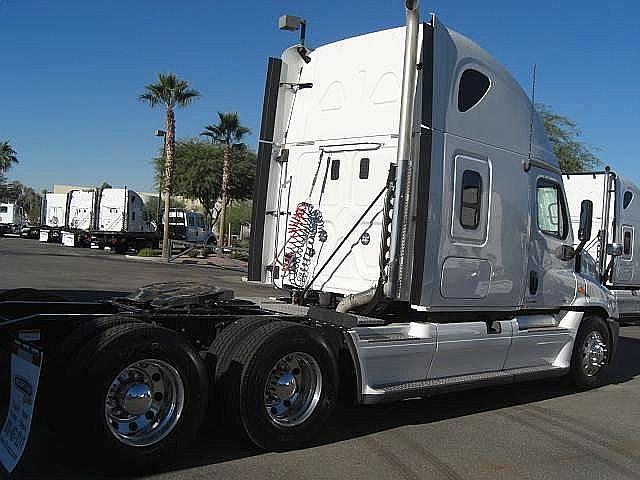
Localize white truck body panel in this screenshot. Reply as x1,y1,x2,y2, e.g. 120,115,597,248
43,193,68,228
98,188,153,233
67,190,95,231
262,28,408,295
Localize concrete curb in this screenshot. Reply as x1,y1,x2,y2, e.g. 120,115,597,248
124,254,247,272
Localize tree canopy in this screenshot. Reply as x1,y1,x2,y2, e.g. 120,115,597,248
0,179,41,223
152,139,256,224
139,73,200,110
537,104,601,172
0,141,18,173
201,112,251,146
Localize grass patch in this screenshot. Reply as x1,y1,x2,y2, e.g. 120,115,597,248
138,248,161,257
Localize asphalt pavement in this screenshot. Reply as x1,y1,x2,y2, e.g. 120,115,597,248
1,236,640,480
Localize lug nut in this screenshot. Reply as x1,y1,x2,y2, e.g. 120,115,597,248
154,392,163,401
152,373,161,382
145,411,155,420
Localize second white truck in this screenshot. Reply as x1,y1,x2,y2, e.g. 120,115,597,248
564,169,640,323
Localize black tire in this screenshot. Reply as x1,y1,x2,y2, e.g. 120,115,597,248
570,315,612,389
220,320,338,450
56,323,208,471
208,316,274,382
42,316,140,433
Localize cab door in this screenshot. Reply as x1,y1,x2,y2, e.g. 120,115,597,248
525,170,577,308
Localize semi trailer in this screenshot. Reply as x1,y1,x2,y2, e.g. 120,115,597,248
564,169,640,323
1,1,620,473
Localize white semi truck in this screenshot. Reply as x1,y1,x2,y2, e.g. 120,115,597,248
0,203,25,235
39,192,71,243
39,187,158,251
165,208,217,245
0,1,620,473
88,187,158,253
564,169,640,323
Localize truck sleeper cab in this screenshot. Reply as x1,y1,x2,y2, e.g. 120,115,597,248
248,2,619,409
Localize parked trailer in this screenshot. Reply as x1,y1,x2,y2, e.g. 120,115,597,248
89,187,159,253
1,2,619,473
0,203,25,236
564,169,640,323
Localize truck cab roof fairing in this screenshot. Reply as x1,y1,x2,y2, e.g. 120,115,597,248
432,18,558,171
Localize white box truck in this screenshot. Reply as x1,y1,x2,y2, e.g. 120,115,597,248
0,1,621,473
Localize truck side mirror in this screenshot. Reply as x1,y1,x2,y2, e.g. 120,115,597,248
606,242,623,257
578,199,593,242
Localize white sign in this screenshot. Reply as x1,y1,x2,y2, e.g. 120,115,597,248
38,230,49,242
62,231,75,247
0,342,42,474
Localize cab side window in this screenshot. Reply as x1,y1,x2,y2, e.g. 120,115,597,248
536,179,568,239
622,226,633,258
460,170,482,230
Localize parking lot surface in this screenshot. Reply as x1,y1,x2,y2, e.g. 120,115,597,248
1,237,640,480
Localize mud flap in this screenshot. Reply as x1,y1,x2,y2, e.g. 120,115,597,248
0,340,42,474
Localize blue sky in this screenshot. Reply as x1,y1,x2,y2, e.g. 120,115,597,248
1,0,638,192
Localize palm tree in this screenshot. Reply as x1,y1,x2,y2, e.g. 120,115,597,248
201,112,250,247
0,141,18,173
140,72,200,258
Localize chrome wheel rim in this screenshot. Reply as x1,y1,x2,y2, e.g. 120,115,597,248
264,352,322,427
582,331,608,377
104,359,185,447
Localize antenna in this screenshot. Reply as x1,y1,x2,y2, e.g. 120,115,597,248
525,63,537,172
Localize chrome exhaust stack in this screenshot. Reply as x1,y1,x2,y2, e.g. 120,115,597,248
385,0,420,299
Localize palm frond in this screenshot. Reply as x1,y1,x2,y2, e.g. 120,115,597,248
139,72,200,109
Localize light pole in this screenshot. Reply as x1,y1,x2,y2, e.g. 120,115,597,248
154,129,169,257
278,14,311,63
